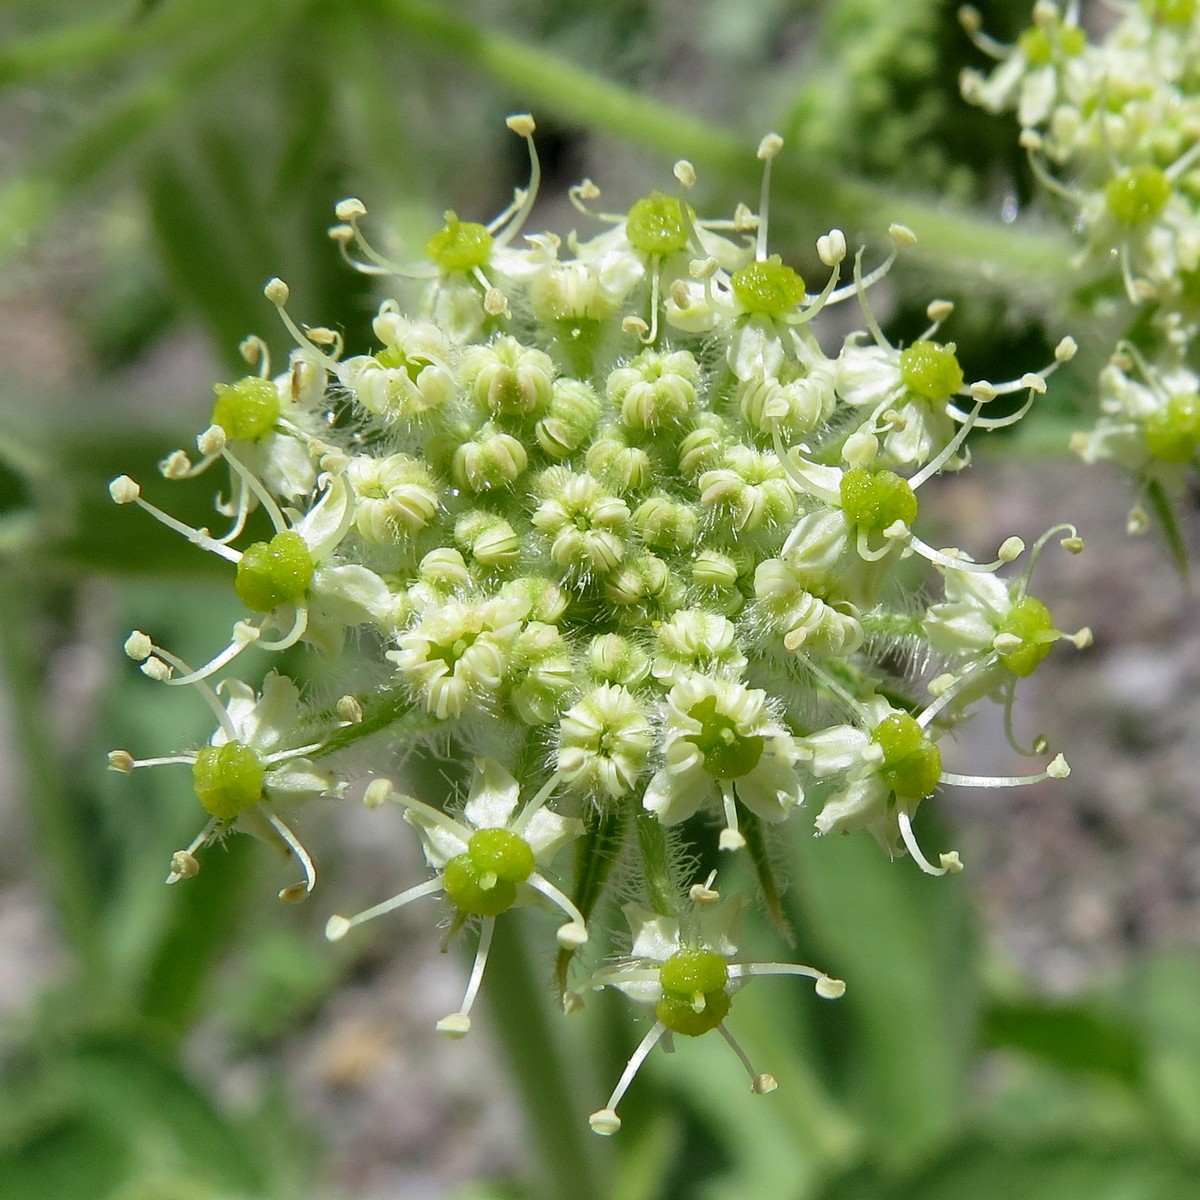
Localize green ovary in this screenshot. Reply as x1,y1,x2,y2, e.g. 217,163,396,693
730,256,806,318
192,741,264,820
626,191,694,256
899,340,965,401
1105,165,1171,225
840,467,918,532
684,695,764,779
211,376,281,441
873,714,941,801
443,828,535,916
426,212,494,272
235,531,313,612
656,949,731,1037
997,596,1057,676
1144,394,1200,463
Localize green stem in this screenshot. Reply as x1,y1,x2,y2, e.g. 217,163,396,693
377,0,1074,292
634,811,677,917
307,685,434,759
485,913,607,1200
0,575,106,986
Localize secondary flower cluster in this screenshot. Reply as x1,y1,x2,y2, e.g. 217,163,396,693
108,117,1085,1132
961,0,1200,524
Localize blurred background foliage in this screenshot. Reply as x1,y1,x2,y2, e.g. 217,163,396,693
1,1,1198,1198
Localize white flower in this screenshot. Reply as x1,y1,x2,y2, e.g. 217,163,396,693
575,883,844,1136
643,674,803,850
325,759,586,1037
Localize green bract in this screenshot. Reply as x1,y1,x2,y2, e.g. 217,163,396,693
997,596,1057,677
1145,393,1200,462
655,948,731,1036
839,467,919,532
730,256,806,318
211,376,281,441
192,741,264,820
625,191,694,257
1105,165,1171,225
873,713,941,802
235,531,313,612
685,695,765,779
426,211,494,272
899,340,965,401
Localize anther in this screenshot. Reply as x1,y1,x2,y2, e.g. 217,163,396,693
888,223,917,246
109,475,141,504
107,750,134,773
363,778,393,808
927,299,954,322
160,451,191,479
673,160,696,189
168,850,200,883
817,229,847,267
337,695,364,723
998,536,1025,562
334,197,367,221
124,630,153,660
197,425,226,456
506,112,535,137
264,277,290,306
757,133,784,160
141,657,172,682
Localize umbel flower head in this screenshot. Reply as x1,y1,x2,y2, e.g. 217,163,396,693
961,1,1200,533
109,115,1084,1129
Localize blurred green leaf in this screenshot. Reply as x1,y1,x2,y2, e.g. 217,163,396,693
785,818,979,1158
816,1136,1200,1200
0,1112,131,1200
0,1035,270,1199
1138,954,1200,1148
981,998,1144,1085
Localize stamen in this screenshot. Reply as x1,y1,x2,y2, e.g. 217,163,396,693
589,1021,667,1135
526,874,589,948
387,790,472,844
166,819,219,884
109,477,242,564
141,641,239,739
851,247,892,350
719,782,746,851
939,753,1070,788
908,400,983,490
896,807,962,876
754,133,784,261
728,961,847,998
788,255,843,326
717,1022,775,1092
264,811,318,901
161,622,262,688
265,279,344,370
510,775,560,835
906,533,1016,574
220,449,290,534
325,875,444,939
253,605,309,654
436,915,497,1038
493,114,541,248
